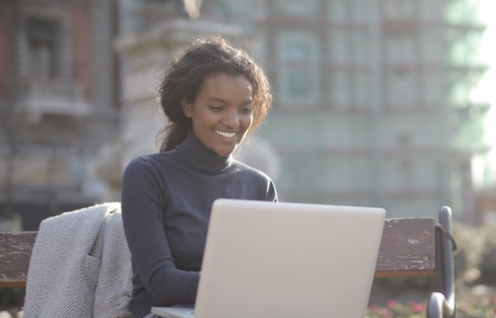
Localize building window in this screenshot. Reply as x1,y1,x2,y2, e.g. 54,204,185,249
422,70,442,106
353,72,370,108
421,29,441,62
276,33,320,106
351,31,369,64
328,0,347,22
399,160,415,190
275,0,317,17
329,29,348,64
387,69,417,107
386,37,415,64
283,43,310,98
383,0,416,18
27,18,60,80
277,31,319,62
329,29,370,65
330,72,350,107
281,42,310,99
397,133,411,147
283,43,308,61
328,0,367,23
288,70,310,97
202,0,256,17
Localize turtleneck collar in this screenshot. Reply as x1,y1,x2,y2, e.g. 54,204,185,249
175,131,233,173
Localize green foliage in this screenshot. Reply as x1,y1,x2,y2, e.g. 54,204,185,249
477,222,496,286
452,221,485,287
0,288,25,311
453,220,496,287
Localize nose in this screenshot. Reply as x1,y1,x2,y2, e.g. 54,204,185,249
223,109,240,129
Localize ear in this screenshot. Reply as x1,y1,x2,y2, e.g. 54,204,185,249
182,98,193,118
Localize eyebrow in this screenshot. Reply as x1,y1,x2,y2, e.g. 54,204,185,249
207,97,253,105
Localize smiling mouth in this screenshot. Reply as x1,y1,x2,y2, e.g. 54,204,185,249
215,130,237,138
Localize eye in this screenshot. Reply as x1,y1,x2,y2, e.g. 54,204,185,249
209,105,223,112
240,107,252,114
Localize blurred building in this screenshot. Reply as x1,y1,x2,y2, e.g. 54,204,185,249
1,0,489,229
201,0,489,221
0,0,120,230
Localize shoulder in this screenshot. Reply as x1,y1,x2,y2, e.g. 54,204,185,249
124,152,173,173
122,152,178,185
231,160,274,184
231,160,278,201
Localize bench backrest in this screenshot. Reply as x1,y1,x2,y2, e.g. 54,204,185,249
0,232,37,288
0,217,436,288
376,217,435,278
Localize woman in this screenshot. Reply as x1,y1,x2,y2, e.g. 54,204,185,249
121,36,278,318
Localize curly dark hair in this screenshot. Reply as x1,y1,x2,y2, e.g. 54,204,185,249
157,36,273,152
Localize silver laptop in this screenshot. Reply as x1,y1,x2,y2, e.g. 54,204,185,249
152,199,385,318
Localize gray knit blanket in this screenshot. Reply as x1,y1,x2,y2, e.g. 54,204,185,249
23,202,132,318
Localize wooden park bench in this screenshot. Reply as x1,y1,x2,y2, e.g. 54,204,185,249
0,206,457,318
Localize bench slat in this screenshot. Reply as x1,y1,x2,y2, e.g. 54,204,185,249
0,218,437,288
375,218,436,278
0,232,37,288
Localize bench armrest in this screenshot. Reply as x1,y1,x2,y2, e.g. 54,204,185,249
427,206,456,318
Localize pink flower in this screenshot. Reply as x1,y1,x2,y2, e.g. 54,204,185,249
458,305,469,314
386,300,399,309
368,304,380,312
378,308,394,318
490,296,496,305
410,302,425,313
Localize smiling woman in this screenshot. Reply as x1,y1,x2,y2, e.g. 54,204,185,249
120,36,277,318
181,73,254,157
158,36,272,153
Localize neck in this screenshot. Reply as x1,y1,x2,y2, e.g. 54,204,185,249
175,131,233,173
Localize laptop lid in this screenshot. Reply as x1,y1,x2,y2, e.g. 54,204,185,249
154,199,385,318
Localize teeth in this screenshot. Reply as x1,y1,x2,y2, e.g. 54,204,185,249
216,130,236,138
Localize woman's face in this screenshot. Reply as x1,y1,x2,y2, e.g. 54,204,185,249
182,73,254,157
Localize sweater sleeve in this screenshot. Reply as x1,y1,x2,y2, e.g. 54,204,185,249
121,157,200,306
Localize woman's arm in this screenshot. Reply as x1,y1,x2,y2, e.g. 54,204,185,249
121,157,200,306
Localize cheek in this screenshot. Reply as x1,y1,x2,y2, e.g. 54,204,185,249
192,111,215,128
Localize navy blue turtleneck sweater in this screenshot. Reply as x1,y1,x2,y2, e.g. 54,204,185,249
121,132,278,318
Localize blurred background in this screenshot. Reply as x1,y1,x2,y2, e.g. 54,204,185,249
3,1,496,314
1,0,495,231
